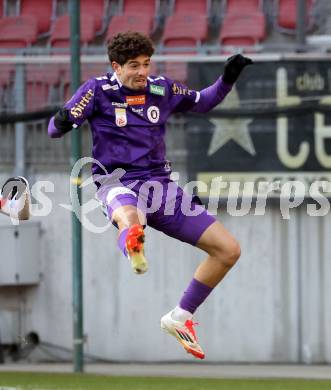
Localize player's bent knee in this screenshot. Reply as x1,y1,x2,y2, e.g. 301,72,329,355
227,239,241,266
217,239,241,268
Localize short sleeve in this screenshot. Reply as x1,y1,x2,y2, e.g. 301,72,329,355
64,78,97,126
168,80,200,113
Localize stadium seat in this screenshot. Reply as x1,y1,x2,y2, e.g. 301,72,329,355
81,0,107,32
123,0,156,15
26,64,61,111
0,16,38,49
106,14,154,42
161,13,208,83
50,14,97,48
162,14,208,50
220,12,266,47
219,0,266,50
277,0,314,31
0,0,3,17
173,0,208,15
105,0,157,41
226,0,261,14
20,0,53,35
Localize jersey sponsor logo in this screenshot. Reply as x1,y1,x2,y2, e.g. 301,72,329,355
70,89,94,118
131,107,144,116
115,108,127,127
147,106,160,123
172,83,193,96
101,84,112,91
149,84,165,96
112,101,128,108
102,84,119,91
126,95,146,105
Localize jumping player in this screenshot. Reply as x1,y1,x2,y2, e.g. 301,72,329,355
48,32,252,359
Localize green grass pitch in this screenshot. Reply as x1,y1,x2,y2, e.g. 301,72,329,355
0,373,330,390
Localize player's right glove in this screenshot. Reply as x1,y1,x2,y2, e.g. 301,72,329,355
222,54,253,84
54,108,74,133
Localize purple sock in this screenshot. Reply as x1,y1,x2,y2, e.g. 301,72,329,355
118,228,129,257
179,278,213,314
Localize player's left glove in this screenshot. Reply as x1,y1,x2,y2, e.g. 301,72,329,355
222,54,253,84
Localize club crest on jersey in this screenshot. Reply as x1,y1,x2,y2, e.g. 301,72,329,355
147,106,160,123
115,108,127,127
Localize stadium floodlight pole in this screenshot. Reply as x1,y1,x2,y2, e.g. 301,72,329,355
69,0,84,373
296,0,307,52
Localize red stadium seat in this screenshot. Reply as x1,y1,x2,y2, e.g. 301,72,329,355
277,0,314,30
219,0,266,51
161,13,208,83
50,14,96,48
0,16,38,48
226,0,261,14
0,1,3,17
173,0,208,15
162,14,208,49
26,64,61,111
20,0,53,34
106,14,154,42
81,0,106,32
220,12,266,47
123,0,156,15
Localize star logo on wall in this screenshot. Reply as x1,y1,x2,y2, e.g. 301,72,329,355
207,87,255,156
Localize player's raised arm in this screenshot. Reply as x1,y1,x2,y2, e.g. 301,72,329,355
48,78,96,138
190,54,253,113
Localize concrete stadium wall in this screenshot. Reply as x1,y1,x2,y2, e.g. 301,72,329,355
0,171,330,363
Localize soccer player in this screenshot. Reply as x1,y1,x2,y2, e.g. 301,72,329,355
48,32,252,359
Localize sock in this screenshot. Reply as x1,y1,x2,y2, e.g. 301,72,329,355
171,306,193,322
118,228,129,257
178,278,213,315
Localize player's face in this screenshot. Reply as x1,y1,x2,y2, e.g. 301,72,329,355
113,55,151,90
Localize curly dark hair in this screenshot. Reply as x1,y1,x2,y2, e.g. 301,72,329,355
107,32,155,65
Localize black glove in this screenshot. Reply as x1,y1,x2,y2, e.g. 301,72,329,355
54,108,74,133
222,54,253,84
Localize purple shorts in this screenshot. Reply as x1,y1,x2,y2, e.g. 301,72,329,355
96,175,215,246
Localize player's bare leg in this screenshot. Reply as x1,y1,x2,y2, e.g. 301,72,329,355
0,177,31,221
194,221,241,287
161,221,240,359
113,205,148,274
